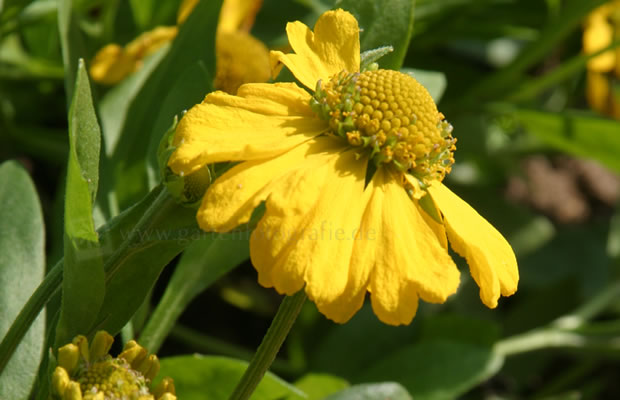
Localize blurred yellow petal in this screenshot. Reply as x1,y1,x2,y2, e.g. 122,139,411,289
270,9,360,89
168,82,327,175
89,44,137,84
586,70,611,114
199,137,343,232
218,0,263,34
125,26,178,60
177,0,199,24
428,183,518,309
583,14,615,72
215,31,271,94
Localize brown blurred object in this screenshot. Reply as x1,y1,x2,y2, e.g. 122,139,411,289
506,156,620,224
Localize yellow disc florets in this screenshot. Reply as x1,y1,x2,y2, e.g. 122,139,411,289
310,69,456,186
52,331,176,400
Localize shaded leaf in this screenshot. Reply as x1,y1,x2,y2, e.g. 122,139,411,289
0,161,46,399
288,373,350,400
358,340,504,400
325,382,412,400
155,355,303,400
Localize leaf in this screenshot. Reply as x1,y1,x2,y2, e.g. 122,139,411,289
358,340,504,400
56,60,105,346
0,161,46,399
138,231,250,352
336,0,415,70
402,68,447,103
325,382,412,400
154,355,303,400
287,373,350,400
90,186,198,336
513,109,620,174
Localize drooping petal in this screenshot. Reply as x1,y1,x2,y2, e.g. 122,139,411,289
250,149,369,322
270,9,360,90
583,11,615,73
354,169,460,326
168,82,327,175
586,70,610,114
199,137,344,232
428,182,518,309
217,0,263,34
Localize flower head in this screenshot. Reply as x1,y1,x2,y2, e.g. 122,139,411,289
583,1,620,118
52,331,176,400
90,0,270,93
168,10,519,325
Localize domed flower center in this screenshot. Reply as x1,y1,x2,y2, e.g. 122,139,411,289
310,69,456,186
75,358,148,398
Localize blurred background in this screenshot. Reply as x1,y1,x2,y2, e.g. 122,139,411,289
2,0,620,399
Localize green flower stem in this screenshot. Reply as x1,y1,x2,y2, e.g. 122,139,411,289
0,185,189,375
495,282,620,358
228,290,307,400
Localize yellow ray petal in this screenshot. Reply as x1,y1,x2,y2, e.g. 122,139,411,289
168,82,327,175
357,169,460,326
217,0,263,34
215,31,271,94
250,150,369,322
583,14,615,73
199,137,343,232
428,182,518,309
270,9,360,90
177,0,199,25
89,44,137,85
586,70,610,114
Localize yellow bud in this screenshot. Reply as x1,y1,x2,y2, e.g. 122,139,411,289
119,340,147,368
83,392,104,400
57,343,80,374
52,366,70,396
65,381,83,400
154,377,176,397
139,354,160,381
89,331,114,361
159,393,178,400
72,335,90,364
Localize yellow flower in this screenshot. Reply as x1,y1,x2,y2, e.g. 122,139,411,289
583,1,620,118
90,0,270,93
168,10,519,326
52,331,176,400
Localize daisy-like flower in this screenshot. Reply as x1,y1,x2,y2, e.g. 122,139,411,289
168,9,519,325
90,0,270,93
583,1,620,118
52,331,176,400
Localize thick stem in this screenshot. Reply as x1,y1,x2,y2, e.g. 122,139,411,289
228,291,307,400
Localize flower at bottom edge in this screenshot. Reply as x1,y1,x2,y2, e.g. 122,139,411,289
168,9,519,326
52,331,176,400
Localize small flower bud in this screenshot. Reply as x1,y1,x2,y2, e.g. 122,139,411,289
58,343,80,374
89,330,114,361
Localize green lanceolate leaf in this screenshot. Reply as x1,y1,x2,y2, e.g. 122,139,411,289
139,232,250,353
56,60,105,346
0,161,46,399
154,355,303,400
513,109,620,174
325,382,412,400
336,0,415,70
91,186,197,336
